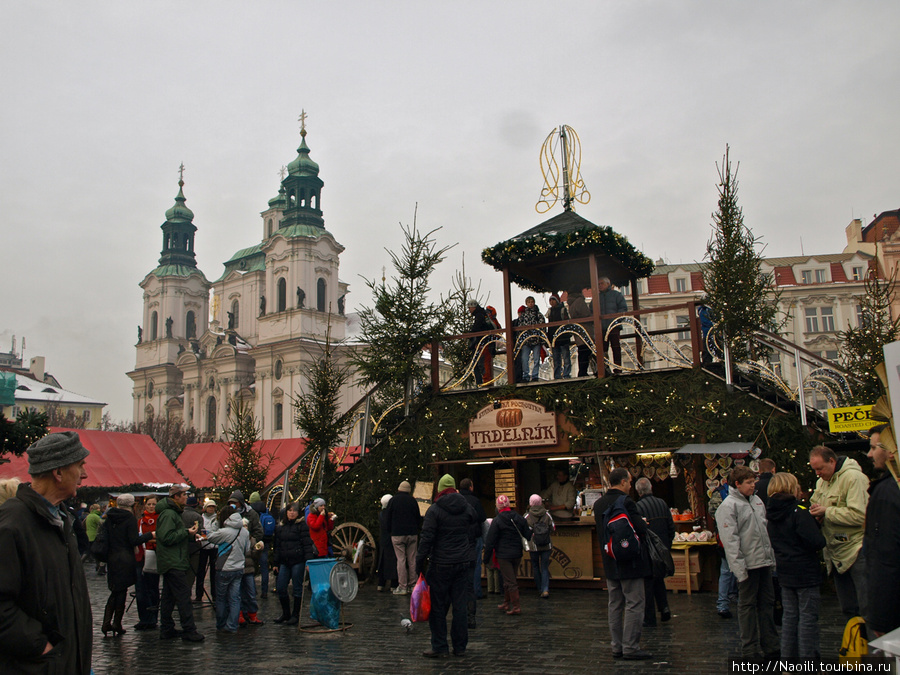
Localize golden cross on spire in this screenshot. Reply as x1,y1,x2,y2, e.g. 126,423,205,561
178,162,185,184
279,165,287,180
299,109,308,135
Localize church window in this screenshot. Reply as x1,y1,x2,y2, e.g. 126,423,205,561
317,278,326,311
267,218,274,237
207,397,217,436
274,359,283,380
274,403,283,431
186,311,196,339
147,381,154,398
277,278,287,312
150,311,158,340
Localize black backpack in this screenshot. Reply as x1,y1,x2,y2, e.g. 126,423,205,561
91,520,110,562
531,515,552,547
603,495,641,563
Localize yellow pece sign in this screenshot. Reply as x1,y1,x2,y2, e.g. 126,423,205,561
827,405,876,433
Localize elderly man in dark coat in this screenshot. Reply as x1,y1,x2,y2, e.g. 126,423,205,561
0,431,93,674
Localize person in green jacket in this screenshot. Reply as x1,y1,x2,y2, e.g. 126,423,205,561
809,445,869,619
155,484,204,642
84,503,105,574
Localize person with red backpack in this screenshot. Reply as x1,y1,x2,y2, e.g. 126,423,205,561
594,468,652,661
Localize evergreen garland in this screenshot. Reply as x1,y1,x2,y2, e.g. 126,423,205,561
481,225,655,292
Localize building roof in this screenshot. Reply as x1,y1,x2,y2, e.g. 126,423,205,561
651,251,871,276
176,438,309,488
6,371,106,407
0,427,182,487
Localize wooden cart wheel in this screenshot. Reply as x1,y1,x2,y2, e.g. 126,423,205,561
331,522,377,583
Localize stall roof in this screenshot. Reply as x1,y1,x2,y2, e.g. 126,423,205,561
676,442,755,455
0,427,182,487
176,438,308,489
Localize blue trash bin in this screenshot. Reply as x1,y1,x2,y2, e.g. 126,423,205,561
307,558,341,629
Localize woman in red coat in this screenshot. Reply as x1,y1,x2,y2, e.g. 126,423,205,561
306,497,335,557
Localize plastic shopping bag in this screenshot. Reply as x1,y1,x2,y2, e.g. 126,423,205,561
410,573,431,622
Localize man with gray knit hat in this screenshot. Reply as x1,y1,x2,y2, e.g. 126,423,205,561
386,479,422,595
0,431,93,673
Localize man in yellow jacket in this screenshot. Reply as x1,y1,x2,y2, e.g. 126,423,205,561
809,445,869,619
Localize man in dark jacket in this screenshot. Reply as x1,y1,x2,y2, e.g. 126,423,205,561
635,477,674,627
386,480,421,595
249,491,272,599
865,425,900,637
416,474,478,659
458,478,487,623
595,468,652,660
0,431,92,674
156,484,204,641
597,277,628,372
754,459,776,508
467,300,494,386
182,496,203,596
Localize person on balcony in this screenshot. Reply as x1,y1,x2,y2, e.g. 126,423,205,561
466,300,493,386
597,277,628,373
546,294,571,379
566,288,592,377
518,296,544,382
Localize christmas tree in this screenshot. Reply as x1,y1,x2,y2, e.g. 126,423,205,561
351,210,457,409
702,145,780,362
839,269,900,404
211,399,270,496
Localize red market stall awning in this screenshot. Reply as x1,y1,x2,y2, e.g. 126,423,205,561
0,427,183,487
176,438,309,489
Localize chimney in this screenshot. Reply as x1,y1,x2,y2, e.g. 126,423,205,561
845,218,863,247
29,356,45,383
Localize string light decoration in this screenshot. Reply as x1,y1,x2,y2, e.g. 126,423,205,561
535,124,591,213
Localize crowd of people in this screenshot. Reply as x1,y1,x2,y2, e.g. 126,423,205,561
3,427,900,671
466,278,629,385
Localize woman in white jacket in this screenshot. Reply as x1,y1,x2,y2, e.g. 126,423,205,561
207,506,251,632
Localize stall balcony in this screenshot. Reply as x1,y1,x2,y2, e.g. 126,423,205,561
429,300,706,394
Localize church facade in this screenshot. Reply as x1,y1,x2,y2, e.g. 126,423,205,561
128,125,361,440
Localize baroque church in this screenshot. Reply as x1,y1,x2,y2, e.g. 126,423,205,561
128,121,362,440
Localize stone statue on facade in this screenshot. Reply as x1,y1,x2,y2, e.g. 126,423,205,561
297,287,305,309
260,295,266,316
137,326,142,343
165,316,173,338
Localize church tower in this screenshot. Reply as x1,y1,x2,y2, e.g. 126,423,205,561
128,167,211,425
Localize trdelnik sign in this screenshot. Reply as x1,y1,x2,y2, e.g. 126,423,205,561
468,399,557,450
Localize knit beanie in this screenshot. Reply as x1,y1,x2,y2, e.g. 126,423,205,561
496,494,511,510
517,305,526,314
117,493,135,508
437,474,456,492
549,295,560,304
186,496,199,507
313,497,326,509
203,498,217,509
27,431,90,475
381,494,392,509
249,491,262,503
397,480,412,493
529,494,542,507
229,490,245,504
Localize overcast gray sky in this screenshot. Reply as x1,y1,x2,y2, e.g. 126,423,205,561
2,1,898,422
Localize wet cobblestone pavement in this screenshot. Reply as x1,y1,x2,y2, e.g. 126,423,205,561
87,571,848,674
